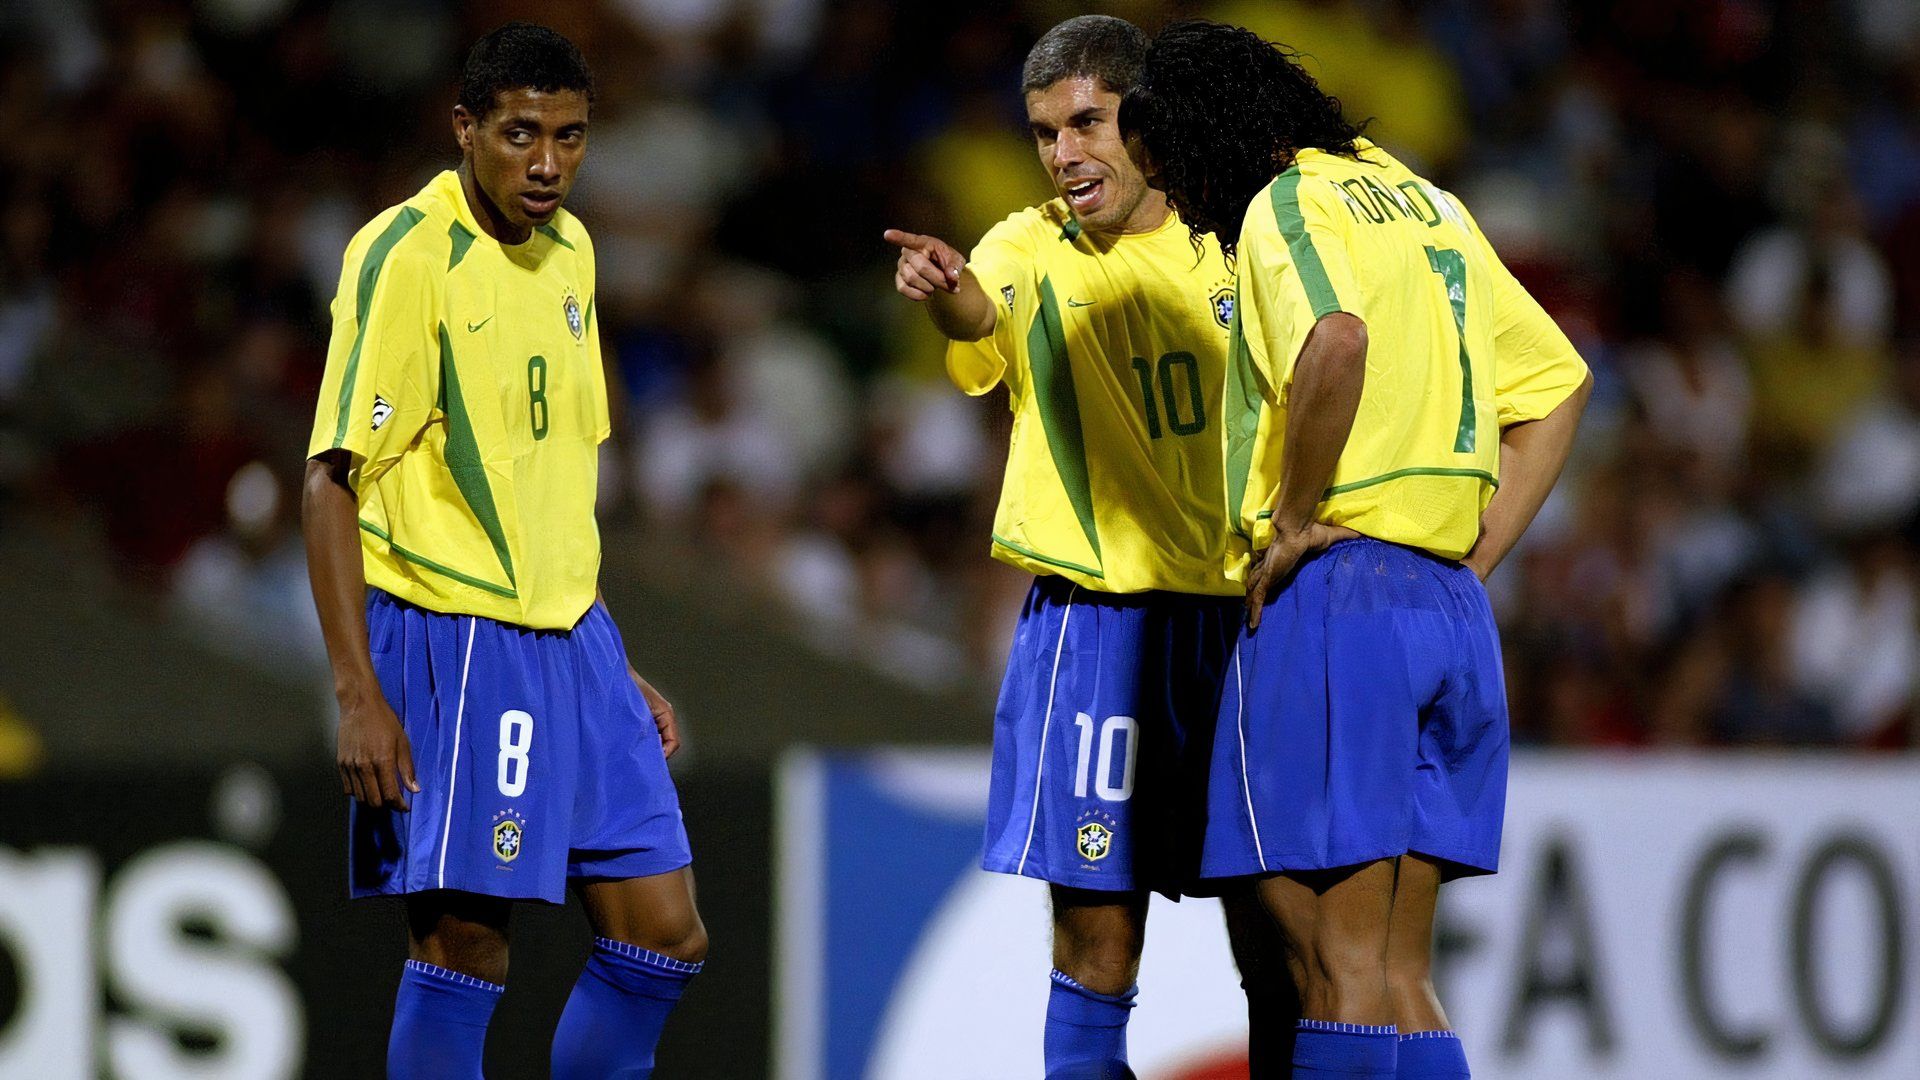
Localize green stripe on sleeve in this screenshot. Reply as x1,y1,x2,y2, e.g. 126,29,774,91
1270,169,1344,317
1222,291,1263,540
1027,277,1101,564
358,520,517,598
447,219,476,271
437,322,517,588
332,206,426,448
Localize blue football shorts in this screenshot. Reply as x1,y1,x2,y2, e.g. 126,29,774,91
1205,537,1508,881
348,590,693,903
981,575,1239,898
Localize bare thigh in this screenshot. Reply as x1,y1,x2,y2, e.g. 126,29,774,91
1256,860,1397,1024
1386,853,1450,1032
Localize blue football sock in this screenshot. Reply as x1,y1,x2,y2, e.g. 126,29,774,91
1293,1019,1399,1078
388,960,503,1080
1044,970,1139,1080
1398,1030,1470,1078
550,937,702,1080
1242,969,1300,1078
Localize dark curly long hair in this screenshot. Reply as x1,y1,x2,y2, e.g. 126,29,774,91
1122,20,1367,257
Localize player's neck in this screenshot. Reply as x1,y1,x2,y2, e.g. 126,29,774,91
458,162,533,245
1113,190,1171,237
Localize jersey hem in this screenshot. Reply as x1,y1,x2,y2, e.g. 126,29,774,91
991,533,1104,578
360,519,518,599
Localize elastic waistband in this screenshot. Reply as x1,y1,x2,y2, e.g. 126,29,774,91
1319,535,1467,572
1031,574,1240,609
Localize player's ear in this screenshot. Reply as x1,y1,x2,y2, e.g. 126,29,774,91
452,104,475,154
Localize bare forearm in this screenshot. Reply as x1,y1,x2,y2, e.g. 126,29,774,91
1269,314,1368,534
925,269,997,342
1466,374,1592,578
302,454,377,699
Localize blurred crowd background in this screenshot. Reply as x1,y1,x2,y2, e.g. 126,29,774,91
5,0,1920,753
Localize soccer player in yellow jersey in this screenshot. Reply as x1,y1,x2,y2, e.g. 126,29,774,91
888,16,1298,1079
1128,21,1593,1080
301,25,705,1079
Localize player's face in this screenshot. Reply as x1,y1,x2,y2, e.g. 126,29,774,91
454,88,590,242
1026,76,1155,234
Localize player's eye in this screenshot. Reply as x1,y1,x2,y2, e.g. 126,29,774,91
507,129,533,145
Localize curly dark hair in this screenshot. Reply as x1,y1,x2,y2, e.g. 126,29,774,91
459,23,594,121
1121,20,1367,257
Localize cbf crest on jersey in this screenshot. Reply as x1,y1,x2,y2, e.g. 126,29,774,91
564,292,583,341
1001,284,1016,312
490,808,527,863
1210,286,1236,329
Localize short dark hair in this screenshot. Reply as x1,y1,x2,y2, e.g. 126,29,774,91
1021,15,1149,96
458,23,594,120
1123,20,1367,256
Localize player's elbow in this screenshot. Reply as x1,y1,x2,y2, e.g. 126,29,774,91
1315,312,1368,360
1568,370,1595,412
302,452,356,521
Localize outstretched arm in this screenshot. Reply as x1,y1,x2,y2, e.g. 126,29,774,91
304,450,417,810
884,228,997,342
1463,373,1592,580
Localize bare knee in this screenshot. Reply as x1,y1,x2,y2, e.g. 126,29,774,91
652,911,710,964
1385,942,1449,1031
407,896,511,984
1051,890,1146,995
608,903,708,965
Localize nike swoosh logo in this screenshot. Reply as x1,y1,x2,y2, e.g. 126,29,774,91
1066,298,1097,308
467,316,493,333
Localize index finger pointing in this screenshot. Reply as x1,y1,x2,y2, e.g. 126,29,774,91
883,228,927,251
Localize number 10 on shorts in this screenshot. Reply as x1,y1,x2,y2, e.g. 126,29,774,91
1071,713,1137,801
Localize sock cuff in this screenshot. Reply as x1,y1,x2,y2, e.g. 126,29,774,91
1399,1029,1460,1042
1297,1018,1397,1037
404,959,504,995
595,937,705,976
1049,969,1139,1006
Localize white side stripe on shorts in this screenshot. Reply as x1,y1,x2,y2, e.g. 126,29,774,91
436,618,478,889
1234,643,1268,872
1016,584,1077,875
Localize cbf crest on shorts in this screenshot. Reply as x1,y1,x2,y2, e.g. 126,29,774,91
1076,821,1113,861
564,292,583,340
490,809,527,863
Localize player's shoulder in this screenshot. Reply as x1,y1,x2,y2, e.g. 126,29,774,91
346,173,459,277
979,199,1075,249
543,206,594,260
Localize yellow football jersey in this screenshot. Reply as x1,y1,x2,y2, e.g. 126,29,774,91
307,170,610,630
1226,140,1587,570
953,201,1239,596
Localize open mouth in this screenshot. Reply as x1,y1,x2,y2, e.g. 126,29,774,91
520,191,561,217
1064,177,1104,213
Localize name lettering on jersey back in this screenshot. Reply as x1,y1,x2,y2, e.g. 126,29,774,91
1330,175,1464,231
